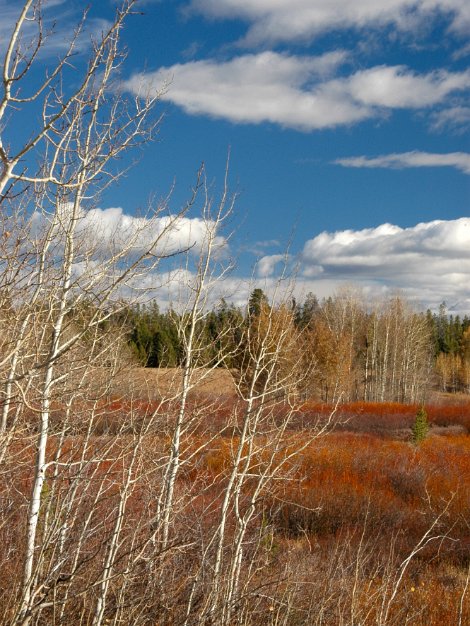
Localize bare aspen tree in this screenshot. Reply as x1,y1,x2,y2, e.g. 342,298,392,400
0,1,243,616
180,288,336,626
154,163,236,555
0,2,201,624
308,292,432,404
373,297,432,403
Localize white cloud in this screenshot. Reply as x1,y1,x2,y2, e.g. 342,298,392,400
452,42,470,60
344,66,470,109
257,254,286,277
31,205,227,258
258,218,470,311
188,0,470,45
242,239,281,256
79,207,227,257
430,106,470,132
50,214,470,313
0,1,112,58
123,51,359,131
123,54,469,131
334,151,470,174
149,272,253,311
25,204,231,307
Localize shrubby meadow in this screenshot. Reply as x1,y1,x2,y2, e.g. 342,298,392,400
0,2,468,625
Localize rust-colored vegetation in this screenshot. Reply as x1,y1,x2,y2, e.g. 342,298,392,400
4,395,468,625
1,0,468,619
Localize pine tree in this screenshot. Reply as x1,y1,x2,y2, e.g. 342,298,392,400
412,407,429,444
248,288,269,318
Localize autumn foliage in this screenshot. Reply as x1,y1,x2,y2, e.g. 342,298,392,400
0,2,468,623
1,390,469,625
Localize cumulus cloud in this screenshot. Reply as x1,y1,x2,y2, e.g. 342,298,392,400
78,207,227,257
187,0,470,45
258,218,470,311
123,54,470,131
31,205,227,258
334,151,470,174
344,66,470,109
43,214,470,312
256,254,287,277
24,204,231,307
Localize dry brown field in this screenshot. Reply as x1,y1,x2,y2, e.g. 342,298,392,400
112,366,237,399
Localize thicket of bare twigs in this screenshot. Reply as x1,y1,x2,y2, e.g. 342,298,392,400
0,3,468,625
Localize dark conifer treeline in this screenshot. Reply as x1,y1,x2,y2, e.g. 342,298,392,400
127,299,243,368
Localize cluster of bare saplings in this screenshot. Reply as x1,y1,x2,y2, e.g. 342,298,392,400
0,2,468,625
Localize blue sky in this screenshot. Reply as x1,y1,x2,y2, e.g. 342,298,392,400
2,0,470,311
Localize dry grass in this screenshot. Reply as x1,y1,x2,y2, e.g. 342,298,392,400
112,366,237,399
